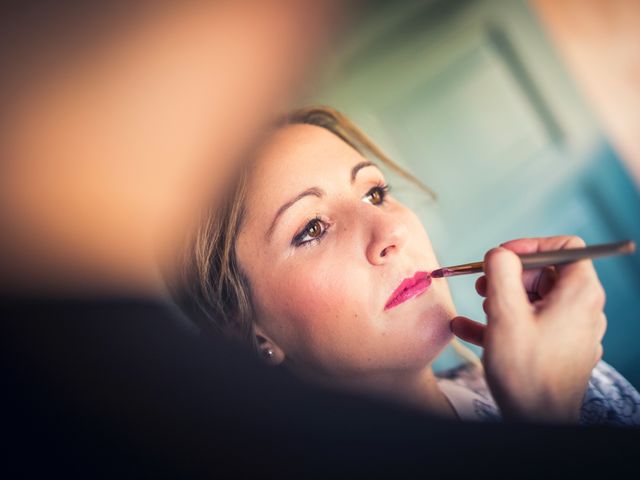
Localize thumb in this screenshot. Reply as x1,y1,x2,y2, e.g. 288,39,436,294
450,316,485,347
484,247,532,324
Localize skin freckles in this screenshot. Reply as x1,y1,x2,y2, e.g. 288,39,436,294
236,124,457,389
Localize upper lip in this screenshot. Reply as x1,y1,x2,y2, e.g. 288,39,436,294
384,271,432,310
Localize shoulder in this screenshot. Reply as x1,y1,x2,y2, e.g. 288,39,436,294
438,360,640,427
436,362,502,422
581,360,640,427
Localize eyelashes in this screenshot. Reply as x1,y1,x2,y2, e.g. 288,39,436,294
291,183,391,248
291,215,328,248
364,182,390,206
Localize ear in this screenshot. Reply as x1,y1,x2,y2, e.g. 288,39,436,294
254,324,285,366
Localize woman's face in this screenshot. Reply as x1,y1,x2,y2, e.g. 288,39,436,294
237,124,455,381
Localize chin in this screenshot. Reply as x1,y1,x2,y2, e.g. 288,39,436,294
412,303,455,362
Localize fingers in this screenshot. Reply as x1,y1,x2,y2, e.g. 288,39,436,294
483,247,532,324
450,316,485,347
476,266,557,299
597,313,607,344
499,235,585,254
500,236,588,296
531,266,558,298
594,343,604,368
507,236,601,305
589,314,606,368
544,236,596,281
550,267,605,313
475,276,486,296
478,236,600,307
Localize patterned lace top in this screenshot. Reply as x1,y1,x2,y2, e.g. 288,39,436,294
435,360,640,426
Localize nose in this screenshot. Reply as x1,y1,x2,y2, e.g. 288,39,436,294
364,208,409,266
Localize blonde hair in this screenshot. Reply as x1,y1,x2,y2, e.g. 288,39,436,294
176,105,480,368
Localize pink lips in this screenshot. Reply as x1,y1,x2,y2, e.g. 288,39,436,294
384,271,432,310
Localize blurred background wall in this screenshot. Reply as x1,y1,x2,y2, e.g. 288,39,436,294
309,0,640,386
534,0,640,187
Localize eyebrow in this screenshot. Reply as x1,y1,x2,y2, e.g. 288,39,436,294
350,161,377,182
265,187,323,240
265,161,380,240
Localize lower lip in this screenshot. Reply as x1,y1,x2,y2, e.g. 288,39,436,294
385,272,432,310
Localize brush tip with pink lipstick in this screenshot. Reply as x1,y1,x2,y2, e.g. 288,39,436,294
430,268,448,278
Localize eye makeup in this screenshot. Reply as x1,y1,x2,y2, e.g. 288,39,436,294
290,182,392,249
363,183,390,206
291,216,330,247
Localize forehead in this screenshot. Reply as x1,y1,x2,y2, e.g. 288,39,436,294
251,123,362,184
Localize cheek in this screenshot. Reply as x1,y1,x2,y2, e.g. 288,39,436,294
403,302,454,356
257,253,378,369
271,257,366,341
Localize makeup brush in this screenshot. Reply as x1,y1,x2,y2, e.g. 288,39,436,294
431,240,636,278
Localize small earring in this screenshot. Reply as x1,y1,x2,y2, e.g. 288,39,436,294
263,348,274,359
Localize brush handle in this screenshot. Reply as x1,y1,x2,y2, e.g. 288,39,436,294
519,240,635,269
434,240,636,278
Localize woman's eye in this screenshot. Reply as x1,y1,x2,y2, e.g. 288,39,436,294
292,217,328,247
306,219,323,239
364,184,389,206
